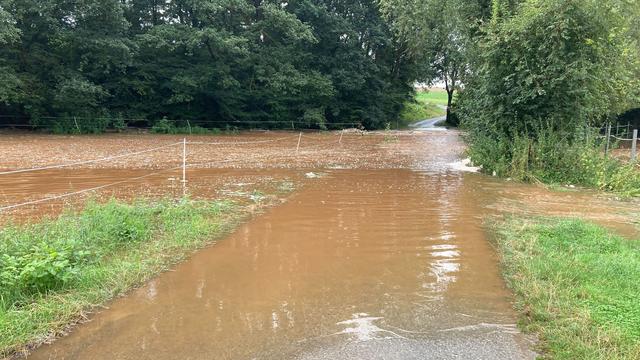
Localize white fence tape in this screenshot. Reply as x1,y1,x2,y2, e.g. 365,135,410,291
0,142,182,176
0,133,351,213
187,135,297,146
0,166,182,212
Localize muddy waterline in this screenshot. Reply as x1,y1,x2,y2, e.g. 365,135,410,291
29,169,535,359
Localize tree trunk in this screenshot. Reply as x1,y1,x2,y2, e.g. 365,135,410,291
446,88,454,124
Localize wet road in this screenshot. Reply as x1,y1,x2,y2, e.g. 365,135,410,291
409,117,446,130
29,168,535,359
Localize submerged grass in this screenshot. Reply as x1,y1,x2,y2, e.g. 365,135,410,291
493,217,640,359
0,198,244,357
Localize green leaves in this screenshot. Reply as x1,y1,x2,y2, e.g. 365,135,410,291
0,0,413,130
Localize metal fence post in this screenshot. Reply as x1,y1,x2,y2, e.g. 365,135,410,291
632,129,638,163
182,138,187,196
605,123,612,157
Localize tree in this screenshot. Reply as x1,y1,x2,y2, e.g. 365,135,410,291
459,0,640,137
379,0,488,124
0,0,416,130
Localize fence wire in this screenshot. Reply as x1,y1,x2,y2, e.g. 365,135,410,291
0,133,353,213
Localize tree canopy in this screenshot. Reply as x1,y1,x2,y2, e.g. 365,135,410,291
0,0,417,130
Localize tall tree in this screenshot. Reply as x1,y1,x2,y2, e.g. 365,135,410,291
379,0,488,124
0,0,415,130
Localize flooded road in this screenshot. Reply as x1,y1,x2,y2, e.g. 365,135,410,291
29,169,534,359
6,130,637,359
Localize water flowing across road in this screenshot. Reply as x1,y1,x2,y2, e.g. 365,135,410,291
28,130,638,359
30,167,536,359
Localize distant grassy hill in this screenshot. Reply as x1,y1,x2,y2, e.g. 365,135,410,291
399,90,448,127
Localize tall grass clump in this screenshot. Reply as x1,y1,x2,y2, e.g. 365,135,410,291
494,217,640,359
0,198,237,356
466,127,640,196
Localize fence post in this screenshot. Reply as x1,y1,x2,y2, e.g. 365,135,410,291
182,138,187,196
632,129,638,163
605,123,612,157
187,120,192,135
295,132,302,155
339,129,344,145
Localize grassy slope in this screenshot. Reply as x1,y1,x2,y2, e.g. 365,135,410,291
399,90,448,127
493,218,640,359
416,90,449,106
0,198,254,356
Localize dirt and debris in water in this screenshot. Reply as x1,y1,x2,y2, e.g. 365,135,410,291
27,169,537,360
0,130,637,359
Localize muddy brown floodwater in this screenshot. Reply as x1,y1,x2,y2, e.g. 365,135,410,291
2,130,637,359
28,169,535,360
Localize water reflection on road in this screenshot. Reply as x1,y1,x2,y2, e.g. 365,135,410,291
30,169,535,359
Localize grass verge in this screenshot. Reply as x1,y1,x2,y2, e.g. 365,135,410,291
416,90,450,106
399,91,447,127
0,198,249,357
493,217,640,359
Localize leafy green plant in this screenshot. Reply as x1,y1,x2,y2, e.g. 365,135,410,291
150,118,176,134
467,127,640,196
0,198,241,356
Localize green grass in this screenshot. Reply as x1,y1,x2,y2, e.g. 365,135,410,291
467,128,640,197
0,198,246,357
416,90,450,106
399,91,447,127
493,217,640,359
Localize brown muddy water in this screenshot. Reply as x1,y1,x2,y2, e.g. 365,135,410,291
4,130,638,359
29,169,536,360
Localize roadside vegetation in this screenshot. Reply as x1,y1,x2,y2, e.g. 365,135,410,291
399,91,447,127
0,198,246,357
493,217,640,359
457,0,640,194
383,0,640,194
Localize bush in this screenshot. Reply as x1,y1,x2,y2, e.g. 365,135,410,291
466,128,640,196
150,118,176,134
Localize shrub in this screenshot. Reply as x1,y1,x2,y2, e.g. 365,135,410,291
466,127,640,196
150,118,176,134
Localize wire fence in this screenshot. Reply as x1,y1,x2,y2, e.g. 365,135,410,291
592,123,639,162
0,114,362,131
0,132,358,213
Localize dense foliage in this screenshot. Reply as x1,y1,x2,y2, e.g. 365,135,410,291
379,0,491,124
0,0,416,131
457,0,640,190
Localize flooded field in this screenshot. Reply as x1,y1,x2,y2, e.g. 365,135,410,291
0,130,637,359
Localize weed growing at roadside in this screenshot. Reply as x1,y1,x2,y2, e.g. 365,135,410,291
466,128,640,196
0,198,238,357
